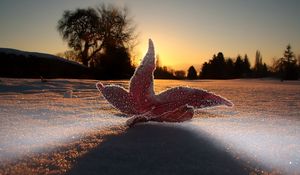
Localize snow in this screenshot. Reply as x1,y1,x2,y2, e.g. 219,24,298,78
185,116,300,174
0,78,300,174
0,78,126,161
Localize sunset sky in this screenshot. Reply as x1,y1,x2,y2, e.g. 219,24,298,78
0,0,299,70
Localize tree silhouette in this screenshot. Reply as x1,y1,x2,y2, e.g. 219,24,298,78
154,66,175,79
298,55,300,77
96,4,136,48
232,54,252,78
200,52,256,79
234,55,243,78
57,50,81,63
254,50,263,75
57,8,99,66
199,62,209,79
254,50,262,72
213,52,226,78
57,4,136,67
199,52,227,79
225,58,234,78
174,70,186,79
273,44,298,80
253,50,268,77
94,45,134,79
243,54,251,76
154,55,175,79
187,66,198,79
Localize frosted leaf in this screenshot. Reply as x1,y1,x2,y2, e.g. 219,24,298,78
96,39,233,126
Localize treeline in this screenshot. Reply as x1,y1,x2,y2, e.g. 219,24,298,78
156,44,299,80
199,51,268,79
199,44,299,80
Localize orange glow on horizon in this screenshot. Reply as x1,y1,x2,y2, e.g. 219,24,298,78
136,36,210,71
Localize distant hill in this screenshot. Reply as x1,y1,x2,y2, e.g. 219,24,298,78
0,48,93,79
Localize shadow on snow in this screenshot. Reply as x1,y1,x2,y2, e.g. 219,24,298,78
67,123,251,175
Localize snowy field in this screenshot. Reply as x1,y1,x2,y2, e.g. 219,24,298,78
0,78,300,174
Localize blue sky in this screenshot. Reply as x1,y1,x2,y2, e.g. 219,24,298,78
0,0,299,70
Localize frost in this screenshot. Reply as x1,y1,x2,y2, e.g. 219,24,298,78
0,78,299,174
96,39,232,126
1,45,300,174
0,78,126,162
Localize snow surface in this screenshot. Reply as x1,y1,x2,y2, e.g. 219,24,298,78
0,78,300,174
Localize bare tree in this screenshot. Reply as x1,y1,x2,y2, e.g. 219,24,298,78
57,4,136,67
57,8,99,66
96,4,136,49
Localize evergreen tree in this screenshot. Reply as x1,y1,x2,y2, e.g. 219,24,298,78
200,53,233,79
204,52,226,79
199,62,209,79
243,54,251,77
280,44,298,80
234,55,243,78
215,52,226,78
225,58,234,78
200,52,254,79
187,66,198,79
